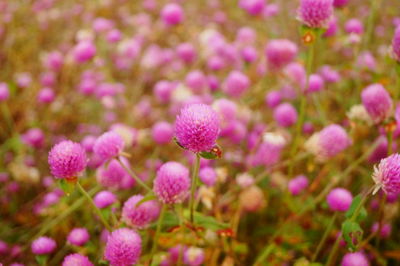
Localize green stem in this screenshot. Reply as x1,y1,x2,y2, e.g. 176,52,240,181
326,235,341,266
150,204,167,266
77,182,112,231
288,35,315,177
312,212,338,262
349,186,375,223
189,153,201,223
363,0,381,49
117,157,152,193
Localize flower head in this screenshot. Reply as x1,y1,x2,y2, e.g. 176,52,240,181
361,84,392,124
373,154,400,195
326,188,353,212
175,104,220,153
67,228,90,246
288,175,309,196
152,121,174,145
62,253,94,266
104,228,142,266
341,252,369,266
298,0,334,28
122,195,161,229
265,40,298,69
94,191,117,209
153,162,190,204
161,3,184,26
273,103,298,127
48,140,87,179
31,236,56,255
93,131,125,161
392,26,400,62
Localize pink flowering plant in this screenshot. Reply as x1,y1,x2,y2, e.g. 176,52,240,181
1,0,400,265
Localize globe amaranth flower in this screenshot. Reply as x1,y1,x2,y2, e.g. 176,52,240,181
175,103,220,153
93,131,125,161
94,190,117,209
265,39,298,69
273,103,298,127
361,83,392,124
305,124,351,162
67,228,90,246
326,188,353,212
341,252,370,266
371,222,392,238
48,140,87,179
297,0,334,28
31,236,57,255
121,195,161,229
153,161,190,204
96,158,134,190
372,154,400,195
161,3,184,26
199,167,217,187
222,70,250,98
62,253,94,266
288,175,309,196
392,26,400,62
152,121,174,145
104,228,142,266
184,247,205,266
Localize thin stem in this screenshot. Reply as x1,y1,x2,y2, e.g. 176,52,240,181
150,204,167,266
312,212,338,262
387,130,393,155
349,186,375,223
189,153,201,223
117,157,152,193
363,0,381,49
288,35,315,177
326,235,341,266
76,182,112,231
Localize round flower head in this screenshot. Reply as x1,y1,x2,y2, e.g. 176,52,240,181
161,3,184,26
265,39,298,69
326,188,353,212
153,162,190,204
97,158,134,190
265,90,282,108
307,74,324,93
122,195,161,229
371,222,392,238
62,253,94,266
288,175,309,196
67,228,90,246
93,131,125,161
94,191,117,209
152,121,174,145
393,27,400,62
0,82,10,102
239,186,266,212
305,124,351,161
199,167,217,186
361,84,392,124
22,128,45,148
73,41,96,63
273,103,298,127
31,236,56,255
176,43,196,64
373,154,400,195
222,70,250,98
341,252,370,266
183,247,205,266
345,19,364,35
297,0,334,28
175,104,220,153
333,0,349,7
48,140,87,179
37,88,55,103
104,228,142,266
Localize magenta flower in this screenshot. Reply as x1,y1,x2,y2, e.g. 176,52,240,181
199,167,217,187
97,158,134,190
183,247,205,266
341,252,369,266
0,82,9,102
104,228,142,266
93,131,125,161
122,195,161,229
67,228,90,246
62,253,94,266
94,191,117,209
31,236,56,255
273,103,298,127
153,161,190,204
48,140,87,179
297,0,334,28
326,188,353,212
175,104,220,153
392,26,400,62
222,70,250,98
152,121,174,145
161,3,184,26
373,154,400,195
288,175,309,196
265,40,298,69
73,41,96,63
361,84,392,124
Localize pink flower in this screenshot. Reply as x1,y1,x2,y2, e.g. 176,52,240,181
297,0,333,28
373,154,400,195
62,253,94,266
265,40,298,69
122,195,161,228
104,228,142,266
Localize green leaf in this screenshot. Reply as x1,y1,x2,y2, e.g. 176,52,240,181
199,151,219,160
188,211,229,230
341,220,363,252
345,195,362,219
135,194,157,207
